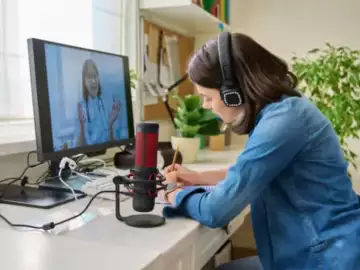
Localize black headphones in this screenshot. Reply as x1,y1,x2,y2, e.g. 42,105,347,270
218,32,244,107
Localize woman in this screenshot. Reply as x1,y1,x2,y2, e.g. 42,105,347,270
76,59,121,146
159,32,360,269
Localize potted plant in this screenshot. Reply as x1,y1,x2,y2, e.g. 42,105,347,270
171,94,221,163
292,43,360,173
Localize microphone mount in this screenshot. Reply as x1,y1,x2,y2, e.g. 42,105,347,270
113,170,166,228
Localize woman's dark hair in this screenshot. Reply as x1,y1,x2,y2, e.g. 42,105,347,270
187,33,301,134
82,59,102,122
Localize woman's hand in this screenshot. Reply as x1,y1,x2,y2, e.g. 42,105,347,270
163,163,194,176
163,164,228,186
109,99,120,127
157,171,183,204
163,164,201,186
78,103,86,127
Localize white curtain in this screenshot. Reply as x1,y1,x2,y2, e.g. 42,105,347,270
0,0,128,119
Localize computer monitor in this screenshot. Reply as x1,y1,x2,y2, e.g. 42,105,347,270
27,38,135,164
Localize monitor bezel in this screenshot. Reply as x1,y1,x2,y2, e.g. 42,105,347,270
27,38,135,162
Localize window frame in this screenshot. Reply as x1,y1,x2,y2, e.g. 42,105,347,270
0,0,136,156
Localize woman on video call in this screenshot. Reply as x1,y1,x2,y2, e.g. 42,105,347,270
76,59,121,146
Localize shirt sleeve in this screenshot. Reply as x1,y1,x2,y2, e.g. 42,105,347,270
163,103,308,228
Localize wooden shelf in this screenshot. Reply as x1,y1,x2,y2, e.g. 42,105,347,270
139,0,230,36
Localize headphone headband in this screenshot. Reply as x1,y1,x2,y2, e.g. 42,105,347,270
218,32,235,87
217,32,244,107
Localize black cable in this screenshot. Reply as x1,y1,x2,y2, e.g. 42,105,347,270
0,166,29,185
27,151,42,168
0,179,24,199
0,151,46,185
0,151,48,198
0,166,30,198
0,190,133,231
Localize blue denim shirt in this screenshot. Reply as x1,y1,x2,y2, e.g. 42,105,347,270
163,96,360,270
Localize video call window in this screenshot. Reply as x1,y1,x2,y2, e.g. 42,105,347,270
44,43,130,152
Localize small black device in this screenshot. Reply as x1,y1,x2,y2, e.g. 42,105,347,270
218,31,244,107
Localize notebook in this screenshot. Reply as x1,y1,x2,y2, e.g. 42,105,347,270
156,185,215,205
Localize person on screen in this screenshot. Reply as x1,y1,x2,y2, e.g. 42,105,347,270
76,59,121,146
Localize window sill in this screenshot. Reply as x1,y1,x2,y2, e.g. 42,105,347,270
0,120,36,157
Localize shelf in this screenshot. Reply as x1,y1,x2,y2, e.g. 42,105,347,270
139,0,230,36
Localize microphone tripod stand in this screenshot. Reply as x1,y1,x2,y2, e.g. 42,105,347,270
113,172,166,228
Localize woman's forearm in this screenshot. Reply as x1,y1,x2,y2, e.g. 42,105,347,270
78,126,85,146
198,169,228,185
178,169,228,186
109,124,115,141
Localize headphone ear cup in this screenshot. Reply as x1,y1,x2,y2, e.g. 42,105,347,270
220,87,243,107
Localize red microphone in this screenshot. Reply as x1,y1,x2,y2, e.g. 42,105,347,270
132,122,159,212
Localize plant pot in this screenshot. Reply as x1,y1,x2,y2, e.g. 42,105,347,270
171,136,200,163
209,134,225,151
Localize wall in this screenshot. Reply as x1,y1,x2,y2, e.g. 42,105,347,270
230,0,360,192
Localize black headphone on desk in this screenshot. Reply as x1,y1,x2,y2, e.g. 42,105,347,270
217,32,244,107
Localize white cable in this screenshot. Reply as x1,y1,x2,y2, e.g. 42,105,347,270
58,168,78,201
99,167,120,175
78,157,109,179
78,158,106,168
73,171,93,182
58,157,79,200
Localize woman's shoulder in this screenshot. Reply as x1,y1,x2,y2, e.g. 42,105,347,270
260,96,321,121
255,96,330,137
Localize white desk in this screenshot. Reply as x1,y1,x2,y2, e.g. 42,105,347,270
0,146,250,270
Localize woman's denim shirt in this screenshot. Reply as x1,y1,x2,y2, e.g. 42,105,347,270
164,96,360,270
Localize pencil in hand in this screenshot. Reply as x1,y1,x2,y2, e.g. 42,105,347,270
170,146,183,187
171,145,179,172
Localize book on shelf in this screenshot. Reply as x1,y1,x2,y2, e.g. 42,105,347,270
200,0,230,24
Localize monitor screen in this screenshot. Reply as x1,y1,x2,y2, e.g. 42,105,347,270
28,39,134,161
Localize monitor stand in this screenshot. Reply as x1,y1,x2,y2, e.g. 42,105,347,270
0,160,87,209
0,184,85,209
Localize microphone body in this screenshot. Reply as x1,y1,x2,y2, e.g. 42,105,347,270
132,122,159,212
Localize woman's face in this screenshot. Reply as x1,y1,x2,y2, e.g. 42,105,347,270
196,84,244,124
84,64,99,98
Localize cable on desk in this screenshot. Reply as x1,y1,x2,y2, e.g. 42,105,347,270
0,151,48,198
0,190,133,231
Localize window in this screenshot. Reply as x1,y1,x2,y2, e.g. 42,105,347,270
0,0,137,155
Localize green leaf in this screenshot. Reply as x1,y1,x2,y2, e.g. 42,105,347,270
198,109,218,123
173,93,221,137
187,109,202,125
292,42,360,172
308,48,320,54
184,95,201,111
174,118,183,129
198,118,221,136
172,95,186,110
180,124,201,138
